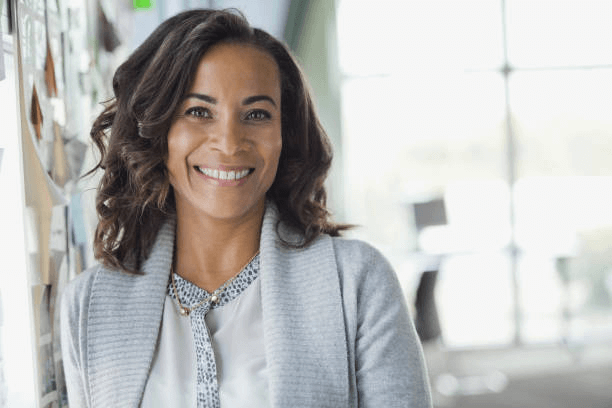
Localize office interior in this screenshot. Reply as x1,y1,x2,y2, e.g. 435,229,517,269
0,0,611,407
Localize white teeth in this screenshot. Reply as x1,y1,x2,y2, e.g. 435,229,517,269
197,167,251,181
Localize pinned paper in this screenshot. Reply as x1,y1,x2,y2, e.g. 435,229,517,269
0,26,5,81
73,246,84,276
32,284,53,338
50,122,69,187
50,204,67,252
7,0,14,34
30,84,44,141
44,41,58,97
55,358,68,406
22,100,68,284
50,97,66,126
64,137,87,181
48,251,65,315
98,5,120,52
70,193,89,246
32,284,58,400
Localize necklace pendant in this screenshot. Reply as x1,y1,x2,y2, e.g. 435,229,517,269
179,306,190,317
211,294,219,304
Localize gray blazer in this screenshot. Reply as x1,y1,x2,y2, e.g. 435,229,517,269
60,204,432,407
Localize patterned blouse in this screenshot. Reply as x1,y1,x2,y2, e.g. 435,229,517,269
166,254,260,408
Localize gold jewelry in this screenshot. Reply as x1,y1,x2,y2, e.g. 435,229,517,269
171,251,260,317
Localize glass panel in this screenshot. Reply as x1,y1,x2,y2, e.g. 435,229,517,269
510,70,612,177
337,0,504,76
437,253,515,347
341,72,507,245
515,177,612,250
566,226,612,342
506,0,612,67
514,176,612,342
518,254,564,343
341,71,512,347
511,69,612,344
338,0,612,351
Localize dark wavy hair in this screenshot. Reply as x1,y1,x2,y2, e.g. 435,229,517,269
89,8,350,273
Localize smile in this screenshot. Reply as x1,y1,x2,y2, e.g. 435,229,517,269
195,166,254,181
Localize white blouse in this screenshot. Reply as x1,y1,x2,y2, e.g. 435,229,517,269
141,256,269,407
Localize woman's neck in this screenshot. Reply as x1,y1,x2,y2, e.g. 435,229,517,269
172,203,264,292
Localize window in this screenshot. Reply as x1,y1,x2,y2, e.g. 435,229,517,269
338,0,612,347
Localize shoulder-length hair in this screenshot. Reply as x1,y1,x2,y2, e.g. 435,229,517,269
89,8,349,273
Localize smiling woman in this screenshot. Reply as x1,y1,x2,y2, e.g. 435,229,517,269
59,8,432,408
167,43,281,223
167,42,283,289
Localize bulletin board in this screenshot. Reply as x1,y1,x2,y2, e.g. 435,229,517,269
4,0,130,406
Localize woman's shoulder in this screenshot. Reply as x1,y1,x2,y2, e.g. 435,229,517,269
330,236,393,271
61,265,102,313
59,265,105,347
61,261,147,307
328,236,398,289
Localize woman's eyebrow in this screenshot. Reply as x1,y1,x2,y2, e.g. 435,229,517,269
185,93,217,104
184,93,277,108
242,95,277,108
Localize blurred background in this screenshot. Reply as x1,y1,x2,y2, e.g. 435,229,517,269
1,0,612,407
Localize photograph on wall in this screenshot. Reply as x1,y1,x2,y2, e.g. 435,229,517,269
41,397,59,408
32,284,52,338
54,354,68,407
32,284,58,405
63,137,87,184
38,342,56,397
51,251,69,408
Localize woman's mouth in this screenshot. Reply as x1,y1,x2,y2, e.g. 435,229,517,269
194,166,255,182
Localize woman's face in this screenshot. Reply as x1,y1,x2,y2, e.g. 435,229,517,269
166,42,282,223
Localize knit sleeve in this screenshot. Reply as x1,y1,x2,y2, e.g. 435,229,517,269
60,266,98,407
335,239,433,408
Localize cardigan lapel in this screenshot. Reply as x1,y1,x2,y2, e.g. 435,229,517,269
87,219,175,407
260,204,350,407
86,204,350,407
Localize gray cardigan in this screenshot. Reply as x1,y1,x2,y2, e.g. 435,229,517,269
60,204,432,407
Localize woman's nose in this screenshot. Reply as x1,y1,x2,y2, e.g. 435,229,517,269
209,118,247,155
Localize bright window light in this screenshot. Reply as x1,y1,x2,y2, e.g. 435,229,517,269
338,0,612,347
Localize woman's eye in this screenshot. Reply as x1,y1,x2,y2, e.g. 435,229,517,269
185,107,212,119
245,110,271,121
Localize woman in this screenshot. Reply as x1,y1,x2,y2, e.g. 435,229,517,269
60,9,432,408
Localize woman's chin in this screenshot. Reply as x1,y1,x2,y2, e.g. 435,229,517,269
179,198,266,224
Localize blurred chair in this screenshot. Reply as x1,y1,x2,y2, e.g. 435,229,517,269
411,198,447,344
409,197,451,406
410,194,511,406
415,269,442,342
414,198,447,234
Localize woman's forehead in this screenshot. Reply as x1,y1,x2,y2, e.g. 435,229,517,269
187,43,281,100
